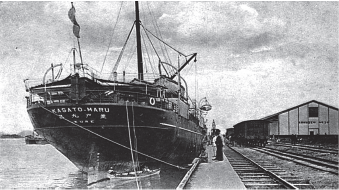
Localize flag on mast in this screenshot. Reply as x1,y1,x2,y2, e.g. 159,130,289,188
68,2,80,38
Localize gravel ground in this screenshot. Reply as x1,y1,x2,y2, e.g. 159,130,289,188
266,144,338,162
233,147,338,189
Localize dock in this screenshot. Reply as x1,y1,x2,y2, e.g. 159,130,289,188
184,145,246,189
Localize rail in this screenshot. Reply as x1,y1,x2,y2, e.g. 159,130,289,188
253,147,339,175
229,146,300,189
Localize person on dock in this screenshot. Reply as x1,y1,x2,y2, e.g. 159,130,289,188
213,129,223,161
212,135,217,157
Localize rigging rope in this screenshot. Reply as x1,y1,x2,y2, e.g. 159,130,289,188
159,61,170,76
146,2,172,66
64,48,75,74
142,25,186,56
55,65,63,80
38,104,186,170
140,31,156,77
131,102,140,171
100,2,124,74
141,25,161,61
141,24,183,78
124,45,136,71
109,22,136,80
126,102,140,189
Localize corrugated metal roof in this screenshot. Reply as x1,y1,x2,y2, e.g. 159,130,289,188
233,120,270,127
260,100,338,121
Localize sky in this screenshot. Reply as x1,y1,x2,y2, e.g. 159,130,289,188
0,1,338,134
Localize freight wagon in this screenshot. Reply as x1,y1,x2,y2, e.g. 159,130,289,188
233,120,270,147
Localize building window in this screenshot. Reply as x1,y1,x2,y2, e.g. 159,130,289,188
309,107,318,117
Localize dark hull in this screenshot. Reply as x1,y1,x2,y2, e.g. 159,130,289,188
27,103,204,172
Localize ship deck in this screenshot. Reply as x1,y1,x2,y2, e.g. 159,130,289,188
184,145,246,189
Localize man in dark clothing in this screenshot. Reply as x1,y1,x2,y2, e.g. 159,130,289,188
213,129,223,161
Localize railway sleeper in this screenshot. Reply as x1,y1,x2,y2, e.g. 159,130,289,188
231,164,256,166
231,166,255,168
241,180,274,183
240,173,269,176
241,177,275,182
240,175,273,177
281,176,304,179
235,169,263,173
245,184,285,188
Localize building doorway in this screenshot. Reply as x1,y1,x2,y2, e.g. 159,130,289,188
309,129,319,135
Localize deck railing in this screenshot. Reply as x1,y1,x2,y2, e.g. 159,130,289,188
27,89,178,112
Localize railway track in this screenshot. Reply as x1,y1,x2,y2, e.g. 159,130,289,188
272,143,338,154
252,147,339,175
224,145,314,189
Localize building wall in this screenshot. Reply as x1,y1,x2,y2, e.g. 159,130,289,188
319,104,329,135
289,108,298,135
308,102,319,135
269,122,278,136
329,108,339,135
279,112,289,135
298,105,309,135
273,102,338,136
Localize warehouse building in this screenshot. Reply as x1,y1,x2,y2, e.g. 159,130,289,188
260,100,338,136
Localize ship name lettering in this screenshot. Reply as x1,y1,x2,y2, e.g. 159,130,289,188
73,120,94,123
72,114,79,118
52,107,109,113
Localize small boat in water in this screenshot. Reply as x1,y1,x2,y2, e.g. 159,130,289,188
107,167,160,180
25,135,49,145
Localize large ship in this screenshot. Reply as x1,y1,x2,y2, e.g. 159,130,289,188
24,2,211,173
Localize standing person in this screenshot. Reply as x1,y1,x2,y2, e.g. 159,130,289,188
213,129,223,161
212,135,217,157
222,134,226,146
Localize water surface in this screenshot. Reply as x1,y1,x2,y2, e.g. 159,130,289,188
0,139,186,189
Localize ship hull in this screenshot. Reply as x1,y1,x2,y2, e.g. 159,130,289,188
27,103,204,172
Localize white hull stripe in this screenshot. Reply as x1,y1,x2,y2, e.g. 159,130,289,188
160,123,202,135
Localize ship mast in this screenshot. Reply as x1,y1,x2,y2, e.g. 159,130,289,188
135,1,143,81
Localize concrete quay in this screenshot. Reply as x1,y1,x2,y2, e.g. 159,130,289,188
184,145,246,189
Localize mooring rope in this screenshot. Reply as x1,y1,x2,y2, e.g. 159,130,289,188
38,104,186,170
132,102,140,171
126,102,140,189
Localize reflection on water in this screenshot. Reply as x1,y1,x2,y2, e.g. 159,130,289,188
0,139,187,189
88,173,161,189
87,168,187,189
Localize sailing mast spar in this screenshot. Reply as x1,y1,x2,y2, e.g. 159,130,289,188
135,1,143,81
